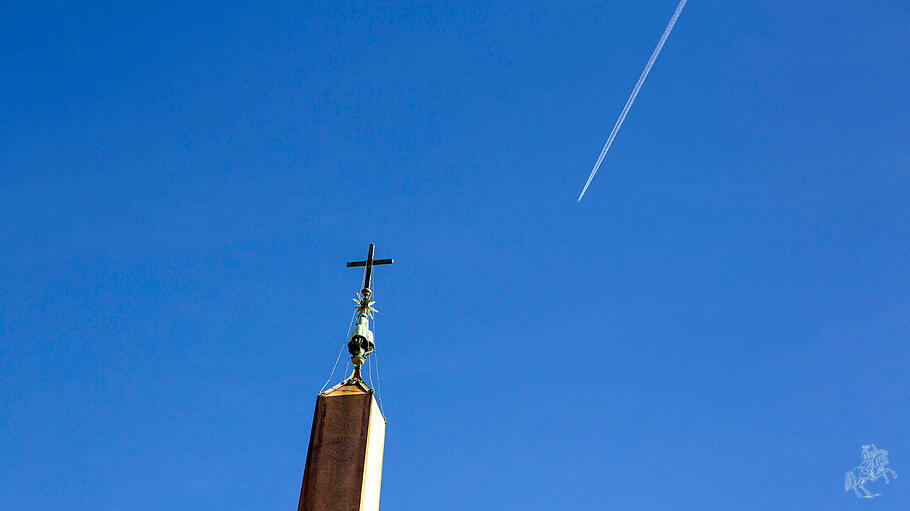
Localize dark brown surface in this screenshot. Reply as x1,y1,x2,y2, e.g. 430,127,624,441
298,386,372,511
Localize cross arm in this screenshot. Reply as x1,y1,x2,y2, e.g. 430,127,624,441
346,258,394,267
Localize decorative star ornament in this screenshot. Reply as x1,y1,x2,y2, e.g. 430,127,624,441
354,293,378,319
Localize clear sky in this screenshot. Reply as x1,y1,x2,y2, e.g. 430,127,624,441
1,1,908,509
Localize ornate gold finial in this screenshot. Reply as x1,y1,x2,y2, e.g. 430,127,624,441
344,244,393,381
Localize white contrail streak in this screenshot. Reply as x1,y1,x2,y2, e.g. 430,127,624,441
577,0,688,202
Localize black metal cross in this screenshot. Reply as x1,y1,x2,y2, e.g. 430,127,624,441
346,243,393,297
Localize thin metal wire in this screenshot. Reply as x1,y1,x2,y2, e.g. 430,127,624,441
374,346,385,417
370,288,385,417
320,340,346,393
319,309,358,393
367,351,375,389
372,309,385,416
367,291,377,391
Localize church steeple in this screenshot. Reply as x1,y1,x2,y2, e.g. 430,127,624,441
297,244,391,511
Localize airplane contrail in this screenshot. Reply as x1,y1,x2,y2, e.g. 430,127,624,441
577,0,688,202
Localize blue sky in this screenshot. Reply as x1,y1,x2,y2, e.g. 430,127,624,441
1,1,908,509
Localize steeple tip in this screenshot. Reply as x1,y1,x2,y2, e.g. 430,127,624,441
343,243,394,385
